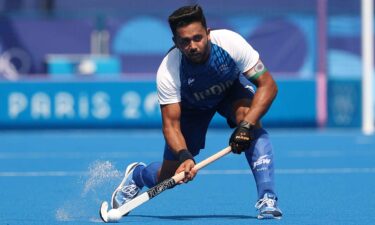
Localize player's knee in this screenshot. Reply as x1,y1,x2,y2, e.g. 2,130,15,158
253,128,273,154
158,160,179,183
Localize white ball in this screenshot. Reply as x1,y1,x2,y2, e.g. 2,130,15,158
107,209,122,222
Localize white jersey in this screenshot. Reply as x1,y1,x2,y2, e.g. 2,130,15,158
156,29,259,106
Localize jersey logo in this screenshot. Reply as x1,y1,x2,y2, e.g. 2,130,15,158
219,64,230,73
193,80,234,101
187,78,195,86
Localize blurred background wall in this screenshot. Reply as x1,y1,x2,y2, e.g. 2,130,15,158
0,0,370,129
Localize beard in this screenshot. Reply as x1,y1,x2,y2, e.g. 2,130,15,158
185,42,210,64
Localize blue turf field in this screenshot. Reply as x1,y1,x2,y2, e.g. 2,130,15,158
1,128,375,225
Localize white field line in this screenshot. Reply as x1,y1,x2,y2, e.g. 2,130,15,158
1,168,375,177
200,168,375,175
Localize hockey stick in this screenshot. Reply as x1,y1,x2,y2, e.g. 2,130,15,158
100,146,231,222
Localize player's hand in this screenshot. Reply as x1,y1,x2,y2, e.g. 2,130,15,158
175,159,197,184
229,120,255,154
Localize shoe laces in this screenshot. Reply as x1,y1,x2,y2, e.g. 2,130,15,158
255,196,276,209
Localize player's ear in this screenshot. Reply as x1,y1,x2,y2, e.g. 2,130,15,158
207,28,211,40
172,36,180,48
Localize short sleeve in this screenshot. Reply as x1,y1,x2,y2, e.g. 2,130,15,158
210,29,260,74
156,48,182,105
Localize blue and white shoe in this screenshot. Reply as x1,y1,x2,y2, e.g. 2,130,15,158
111,162,146,209
255,193,283,219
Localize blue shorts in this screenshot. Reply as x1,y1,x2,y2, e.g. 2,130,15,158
163,75,255,160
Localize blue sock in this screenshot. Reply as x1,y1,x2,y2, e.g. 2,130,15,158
244,128,276,199
132,162,161,188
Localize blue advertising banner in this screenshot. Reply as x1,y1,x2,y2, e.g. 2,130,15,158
0,78,317,128
0,79,160,128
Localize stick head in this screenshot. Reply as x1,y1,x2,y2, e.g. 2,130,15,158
107,209,122,222
99,201,109,223
100,201,122,223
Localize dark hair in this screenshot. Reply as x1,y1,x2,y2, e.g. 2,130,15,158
168,5,207,36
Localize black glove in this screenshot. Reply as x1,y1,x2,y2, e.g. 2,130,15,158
229,121,255,154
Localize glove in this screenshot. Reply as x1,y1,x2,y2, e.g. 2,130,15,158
229,120,255,154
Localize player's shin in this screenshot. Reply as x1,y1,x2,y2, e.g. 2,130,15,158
244,128,282,219
244,128,276,199
252,162,275,199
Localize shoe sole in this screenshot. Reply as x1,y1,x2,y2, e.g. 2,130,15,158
258,215,282,220
257,212,282,220
111,162,141,209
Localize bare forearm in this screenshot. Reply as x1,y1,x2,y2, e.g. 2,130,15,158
245,85,277,124
244,80,277,124
162,126,187,155
161,103,188,155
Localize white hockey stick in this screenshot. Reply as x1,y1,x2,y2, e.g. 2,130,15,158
100,146,231,222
